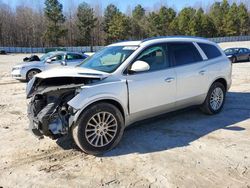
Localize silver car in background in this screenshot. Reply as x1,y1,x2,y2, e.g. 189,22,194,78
11,51,88,81
26,36,232,155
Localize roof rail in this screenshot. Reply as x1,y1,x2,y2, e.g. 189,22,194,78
141,36,208,43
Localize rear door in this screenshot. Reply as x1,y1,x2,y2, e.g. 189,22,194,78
243,49,250,60
238,49,246,61
168,42,209,107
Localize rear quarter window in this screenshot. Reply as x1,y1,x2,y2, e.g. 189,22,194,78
198,43,222,59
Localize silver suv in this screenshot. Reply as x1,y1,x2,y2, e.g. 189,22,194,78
11,51,88,81
27,37,232,155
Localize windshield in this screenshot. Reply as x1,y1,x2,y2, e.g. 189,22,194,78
224,48,239,54
40,52,56,61
78,46,138,73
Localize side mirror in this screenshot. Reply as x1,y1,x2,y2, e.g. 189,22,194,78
46,59,52,64
130,60,150,73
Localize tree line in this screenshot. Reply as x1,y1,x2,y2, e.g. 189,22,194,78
0,0,249,47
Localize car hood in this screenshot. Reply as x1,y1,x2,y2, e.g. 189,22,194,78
15,61,42,67
35,66,110,79
26,66,110,98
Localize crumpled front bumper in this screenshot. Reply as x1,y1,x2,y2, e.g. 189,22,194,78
27,102,44,138
27,94,74,140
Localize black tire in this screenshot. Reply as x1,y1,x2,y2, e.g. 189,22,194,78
200,82,226,115
71,102,125,155
232,56,237,63
26,69,41,82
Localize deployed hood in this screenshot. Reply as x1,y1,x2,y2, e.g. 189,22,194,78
36,66,110,79
26,66,110,98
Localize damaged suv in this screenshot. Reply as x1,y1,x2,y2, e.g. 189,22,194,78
27,37,232,155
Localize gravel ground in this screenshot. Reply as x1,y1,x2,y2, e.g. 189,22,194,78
0,42,250,187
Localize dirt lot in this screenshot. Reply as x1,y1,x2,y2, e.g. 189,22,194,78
0,42,250,187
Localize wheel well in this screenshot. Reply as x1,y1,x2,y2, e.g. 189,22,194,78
26,68,41,77
26,68,42,76
214,78,227,90
27,68,41,73
86,99,125,120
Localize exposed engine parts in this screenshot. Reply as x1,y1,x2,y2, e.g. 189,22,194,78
27,75,102,139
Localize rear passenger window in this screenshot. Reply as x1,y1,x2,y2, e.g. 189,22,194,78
198,43,222,59
66,54,84,60
169,42,202,66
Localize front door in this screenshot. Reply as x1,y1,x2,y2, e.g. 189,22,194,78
45,53,65,70
126,44,177,122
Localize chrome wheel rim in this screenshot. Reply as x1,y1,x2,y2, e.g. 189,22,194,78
85,112,118,147
27,71,38,80
210,87,224,111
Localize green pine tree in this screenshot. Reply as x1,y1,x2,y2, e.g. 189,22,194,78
176,7,196,35
131,5,146,39
107,13,131,42
209,0,230,36
189,8,204,36
44,0,67,46
103,4,120,44
200,14,216,37
238,3,249,35
224,3,240,36
76,2,97,48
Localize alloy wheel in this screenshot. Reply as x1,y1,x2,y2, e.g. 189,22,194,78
27,70,38,80
85,112,118,147
210,87,224,111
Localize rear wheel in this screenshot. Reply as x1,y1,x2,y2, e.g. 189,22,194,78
200,82,226,115
71,102,124,155
232,56,237,63
26,69,40,81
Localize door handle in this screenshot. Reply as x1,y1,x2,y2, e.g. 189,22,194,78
199,70,206,75
165,77,175,83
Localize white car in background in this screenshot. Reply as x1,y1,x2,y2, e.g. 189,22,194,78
11,51,88,81
27,36,232,155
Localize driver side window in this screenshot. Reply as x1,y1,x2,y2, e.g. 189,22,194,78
135,44,169,72
50,54,64,62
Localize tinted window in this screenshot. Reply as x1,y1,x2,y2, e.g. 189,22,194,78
169,42,202,66
50,54,64,62
66,53,84,60
198,43,222,59
238,49,244,53
135,44,169,71
243,48,249,53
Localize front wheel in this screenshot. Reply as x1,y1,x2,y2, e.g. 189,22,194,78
71,102,125,155
26,69,40,81
200,82,226,115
